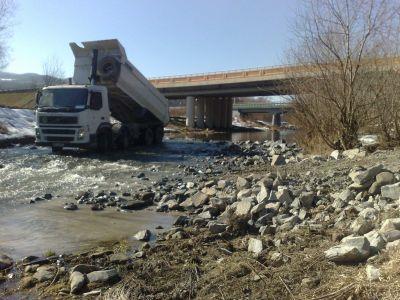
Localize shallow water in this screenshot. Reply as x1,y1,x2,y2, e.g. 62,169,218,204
0,130,290,258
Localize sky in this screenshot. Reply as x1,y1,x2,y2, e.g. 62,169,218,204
5,0,298,78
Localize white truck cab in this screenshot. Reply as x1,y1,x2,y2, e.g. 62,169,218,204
35,85,110,151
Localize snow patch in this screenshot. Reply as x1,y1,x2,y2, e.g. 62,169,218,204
0,108,35,140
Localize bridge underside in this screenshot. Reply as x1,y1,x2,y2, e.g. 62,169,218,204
158,79,291,99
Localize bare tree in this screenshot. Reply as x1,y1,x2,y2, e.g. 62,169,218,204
42,55,65,86
287,0,400,150
0,0,15,69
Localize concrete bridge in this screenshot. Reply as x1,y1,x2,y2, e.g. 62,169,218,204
149,65,295,129
233,102,291,114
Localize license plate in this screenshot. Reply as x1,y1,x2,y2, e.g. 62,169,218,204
53,143,64,147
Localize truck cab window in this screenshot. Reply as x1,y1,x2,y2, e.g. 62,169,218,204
90,92,103,110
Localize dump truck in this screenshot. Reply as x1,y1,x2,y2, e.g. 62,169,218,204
35,39,169,152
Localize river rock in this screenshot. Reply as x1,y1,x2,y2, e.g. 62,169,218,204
70,271,87,294
299,191,315,208
236,176,250,190
376,171,396,186
0,253,13,270
257,184,269,203
235,199,254,217
364,231,386,254
366,265,380,281
381,230,400,243
325,236,371,264
248,238,263,255
134,229,151,241
381,182,400,200
140,192,155,203
380,218,400,232
87,269,120,284
33,265,55,282
64,203,78,210
351,217,374,235
208,222,228,234
276,188,292,206
70,264,100,274
191,192,209,208
349,164,383,186
109,253,130,264
237,189,252,200
330,150,341,160
20,276,36,289
343,148,366,159
120,200,147,210
271,155,286,166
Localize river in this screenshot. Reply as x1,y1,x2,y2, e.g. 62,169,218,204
0,129,292,258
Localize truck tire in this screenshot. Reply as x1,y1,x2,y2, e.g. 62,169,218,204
98,56,121,81
116,130,130,150
51,146,62,153
97,131,112,153
154,126,164,144
143,128,154,146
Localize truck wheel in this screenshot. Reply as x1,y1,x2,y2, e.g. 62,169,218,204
97,132,112,153
154,126,164,144
144,128,154,146
116,130,130,150
51,146,62,153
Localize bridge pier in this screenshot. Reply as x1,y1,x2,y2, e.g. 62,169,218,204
185,96,195,128
185,97,233,130
195,98,205,128
272,113,282,127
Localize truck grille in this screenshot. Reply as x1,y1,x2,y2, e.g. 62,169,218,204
42,129,75,135
46,136,75,142
39,116,78,125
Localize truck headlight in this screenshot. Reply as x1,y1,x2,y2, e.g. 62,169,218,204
77,127,87,140
35,128,41,139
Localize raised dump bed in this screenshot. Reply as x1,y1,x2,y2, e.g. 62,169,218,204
70,39,169,125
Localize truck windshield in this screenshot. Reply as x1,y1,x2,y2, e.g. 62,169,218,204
38,88,88,109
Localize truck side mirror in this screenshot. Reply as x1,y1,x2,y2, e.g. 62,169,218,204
35,91,42,104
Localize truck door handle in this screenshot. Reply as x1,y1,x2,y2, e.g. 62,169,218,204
101,117,105,120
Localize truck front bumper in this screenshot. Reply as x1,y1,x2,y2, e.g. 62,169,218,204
35,126,96,148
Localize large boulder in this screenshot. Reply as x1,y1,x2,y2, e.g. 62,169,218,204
325,236,371,264
70,271,87,294
87,269,120,284
349,164,383,186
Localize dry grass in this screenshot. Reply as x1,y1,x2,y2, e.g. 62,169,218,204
0,91,36,109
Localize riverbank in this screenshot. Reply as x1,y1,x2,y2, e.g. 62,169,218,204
2,139,400,298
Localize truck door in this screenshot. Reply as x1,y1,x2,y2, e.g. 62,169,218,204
89,91,106,127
